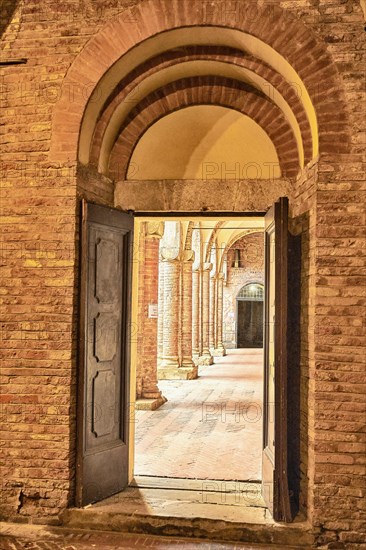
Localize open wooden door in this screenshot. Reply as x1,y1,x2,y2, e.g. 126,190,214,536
76,201,134,507
262,197,292,522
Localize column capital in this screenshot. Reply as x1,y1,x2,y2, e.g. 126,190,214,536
145,221,164,239
160,246,180,262
217,272,225,280
202,262,213,272
182,249,195,263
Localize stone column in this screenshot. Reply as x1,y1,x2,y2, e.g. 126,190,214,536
213,272,226,356
199,263,213,365
158,257,181,379
192,267,201,365
209,275,216,353
198,268,203,356
180,251,198,379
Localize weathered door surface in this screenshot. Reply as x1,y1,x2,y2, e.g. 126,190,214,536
262,197,292,522
76,201,133,507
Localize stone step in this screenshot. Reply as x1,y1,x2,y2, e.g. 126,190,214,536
132,475,263,495
62,482,315,547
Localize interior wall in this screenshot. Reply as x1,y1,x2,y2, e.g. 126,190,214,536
223,233,264,348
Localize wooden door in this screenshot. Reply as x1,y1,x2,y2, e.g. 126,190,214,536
76,201,134,507
262,197,292,522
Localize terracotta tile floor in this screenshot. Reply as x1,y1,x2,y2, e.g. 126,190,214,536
135,349,263,481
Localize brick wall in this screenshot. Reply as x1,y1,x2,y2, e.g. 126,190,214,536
223,233,264,347
291,159,319,523
1,0,137,521
1,1,365,544
311,156,366,545
290,150,366,544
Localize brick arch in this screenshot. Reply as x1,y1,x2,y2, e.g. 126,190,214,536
184,221,195,252
89,46,312,170
109,76,299,180
226,230,264,253
49,0,350,166
219,230,264,273
204,223,225,265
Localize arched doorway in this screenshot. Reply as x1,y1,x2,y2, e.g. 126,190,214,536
48,0,351,523
236,283,264,348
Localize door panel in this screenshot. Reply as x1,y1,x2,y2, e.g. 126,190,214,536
76,201,133,507
262,197,292,522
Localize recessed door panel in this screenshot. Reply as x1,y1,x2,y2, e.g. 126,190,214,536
76,201,133,507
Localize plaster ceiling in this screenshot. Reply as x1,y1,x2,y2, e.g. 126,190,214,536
128,106,281,180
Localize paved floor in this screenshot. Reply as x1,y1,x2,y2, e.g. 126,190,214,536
135,350,263,481
89,476,270,523
0,523,308,549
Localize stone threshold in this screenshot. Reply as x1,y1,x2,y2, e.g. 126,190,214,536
62,476,316,547
0,522,311,549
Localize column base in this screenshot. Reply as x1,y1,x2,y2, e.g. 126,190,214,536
212,347,226,357
135,395,167,411
157,365,198,380
159,357,180,369
181,357,195,369
197,354,214,366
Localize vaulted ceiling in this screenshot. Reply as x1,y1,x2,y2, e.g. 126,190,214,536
80,27,318,182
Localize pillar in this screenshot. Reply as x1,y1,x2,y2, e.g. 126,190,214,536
158,257,181,378
192,267,201,364
136,223,167,410
213,272,226,356
198,263,213,365
181,252,194,367
180,251,198,378
209,275,216,353
157,254,165,366
199,268,203,356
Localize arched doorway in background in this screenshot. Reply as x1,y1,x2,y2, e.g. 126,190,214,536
236,283,264,348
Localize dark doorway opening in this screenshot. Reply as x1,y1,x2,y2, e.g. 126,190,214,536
236,284,264,348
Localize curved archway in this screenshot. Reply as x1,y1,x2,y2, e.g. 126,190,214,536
108,77,298,179
237,283,264,301
89,50,311,172
49,0,350,175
